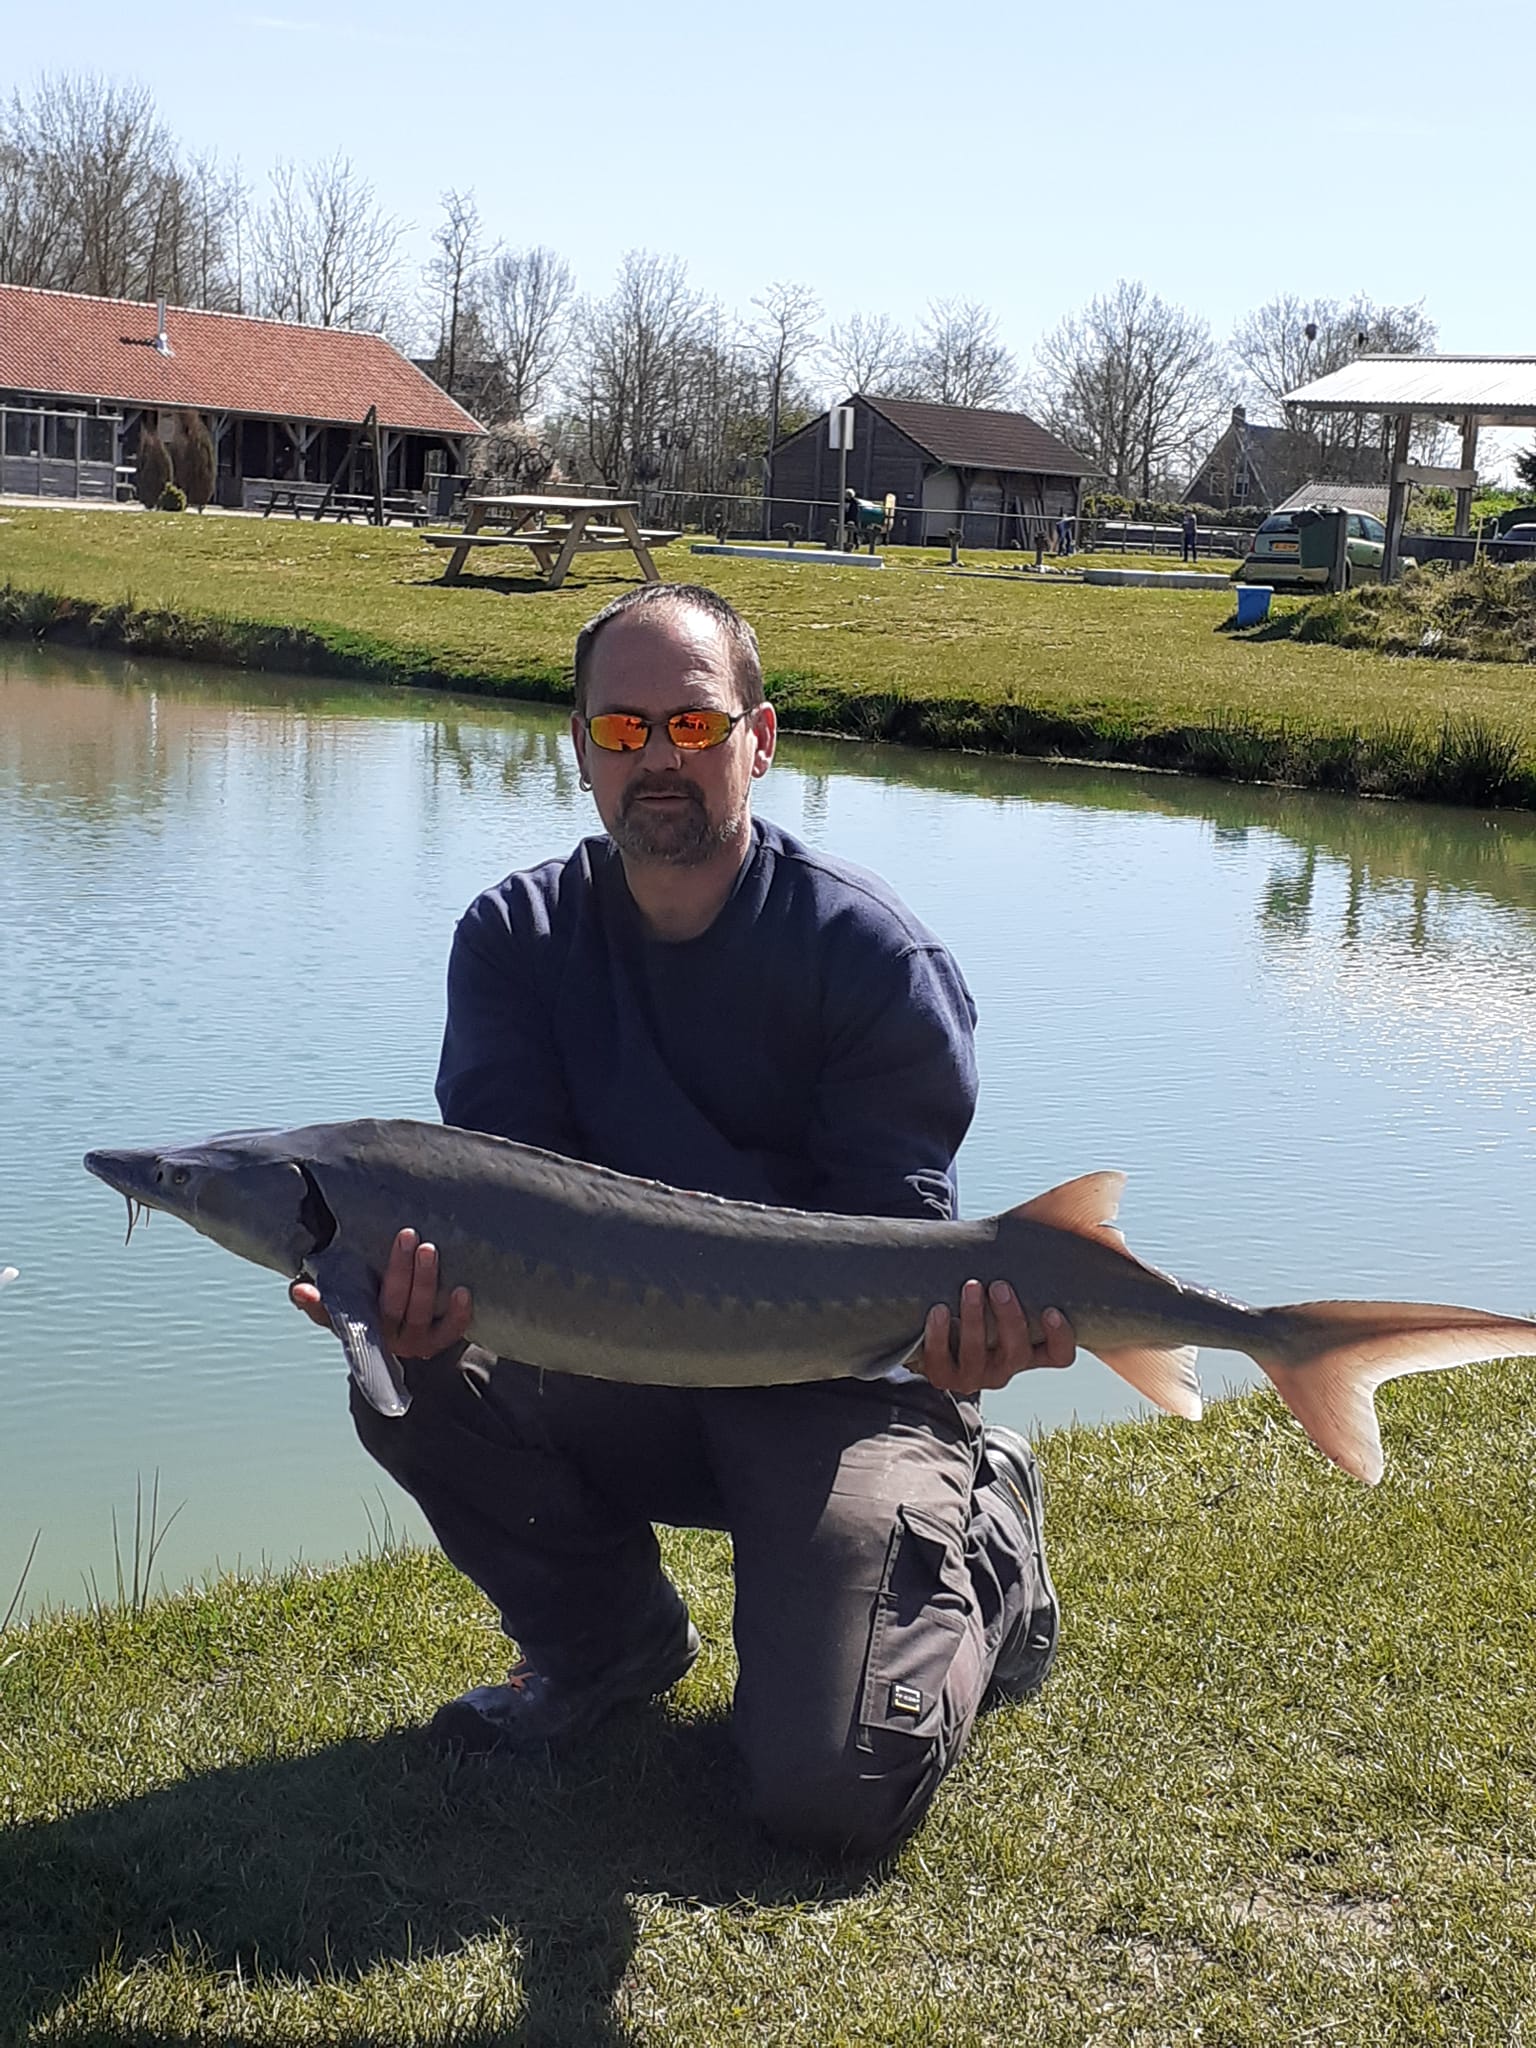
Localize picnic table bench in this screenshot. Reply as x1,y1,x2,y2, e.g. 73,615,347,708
259,483,428,524
425,495,676,589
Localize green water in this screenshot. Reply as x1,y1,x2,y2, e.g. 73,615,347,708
5,646,1536,1611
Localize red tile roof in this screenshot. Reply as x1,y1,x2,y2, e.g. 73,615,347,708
0,284,484,436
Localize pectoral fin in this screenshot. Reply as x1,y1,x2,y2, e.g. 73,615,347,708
305,1246,411,1418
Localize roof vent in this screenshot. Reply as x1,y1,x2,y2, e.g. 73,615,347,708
153,299,173,356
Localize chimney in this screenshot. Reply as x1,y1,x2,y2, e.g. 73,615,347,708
153,299,172,356
1231,404,1246,429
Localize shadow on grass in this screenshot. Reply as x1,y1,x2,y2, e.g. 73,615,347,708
0,1707,861,2046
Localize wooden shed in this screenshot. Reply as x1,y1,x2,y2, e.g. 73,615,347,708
766,394,1095,547
0,284,483,507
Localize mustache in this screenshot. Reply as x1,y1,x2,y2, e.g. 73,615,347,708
620,776,706,810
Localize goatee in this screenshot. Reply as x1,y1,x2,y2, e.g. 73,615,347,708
610,778,741,866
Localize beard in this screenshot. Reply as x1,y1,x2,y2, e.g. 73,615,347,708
608,775,742,866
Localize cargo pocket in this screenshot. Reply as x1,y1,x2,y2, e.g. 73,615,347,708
856,1501,969,1754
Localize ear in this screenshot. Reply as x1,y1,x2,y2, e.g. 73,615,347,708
570,710,589,781
749,702,777,779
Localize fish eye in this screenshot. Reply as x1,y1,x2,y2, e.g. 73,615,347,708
171,1167,191,1186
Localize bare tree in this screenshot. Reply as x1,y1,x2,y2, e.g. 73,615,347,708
250,154,406,331
567,250,706,487
480,245,575,420
911,298,1016,409
0,72,241,306
751,281,821,531
422,188,485,404
822,311,915,397
1035,280,1230,495
1230,292,1438,477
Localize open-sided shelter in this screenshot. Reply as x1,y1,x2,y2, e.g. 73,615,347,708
767,395,1095,547
0,284,484,507
1282,356,1536,578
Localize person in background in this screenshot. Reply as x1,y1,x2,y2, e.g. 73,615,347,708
1182,507,1199,562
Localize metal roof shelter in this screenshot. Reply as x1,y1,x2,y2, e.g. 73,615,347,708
1282,355,1536,578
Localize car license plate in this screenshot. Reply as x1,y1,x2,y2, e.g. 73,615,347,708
1269,540,1298,553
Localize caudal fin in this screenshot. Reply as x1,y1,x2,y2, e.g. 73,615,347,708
1249,1301,1536,1484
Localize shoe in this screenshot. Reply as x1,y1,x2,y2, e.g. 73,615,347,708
428,1589,701,1756
981,1426,1060,1700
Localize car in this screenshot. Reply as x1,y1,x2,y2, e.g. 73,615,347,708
1488,522,1536,565
1235,505,1391,589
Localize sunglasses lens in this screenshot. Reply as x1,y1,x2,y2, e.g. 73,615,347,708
667,710,736,749
586,713,650,751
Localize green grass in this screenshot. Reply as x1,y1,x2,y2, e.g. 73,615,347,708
4,505,1536,806
5,1370,1536,2045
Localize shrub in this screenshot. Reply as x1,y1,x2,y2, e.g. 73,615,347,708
157,483,188,513
174,410,216,509
134,426,172,509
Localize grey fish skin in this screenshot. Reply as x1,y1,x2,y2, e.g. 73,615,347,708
85,1117,1536,1485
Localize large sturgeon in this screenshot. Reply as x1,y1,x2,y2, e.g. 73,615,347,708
86,1117,1536,1484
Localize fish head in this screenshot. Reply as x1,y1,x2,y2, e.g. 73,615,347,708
84,1131,325,1277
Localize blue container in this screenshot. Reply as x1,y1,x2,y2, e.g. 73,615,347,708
1234,584,1273,626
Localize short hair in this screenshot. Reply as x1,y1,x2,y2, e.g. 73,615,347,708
573,583,765,715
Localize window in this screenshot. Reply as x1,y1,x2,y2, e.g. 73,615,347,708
43,414,77,460
1361,516,1386,544
82,417,115,463
1346,515,1366,539
3,412,40,457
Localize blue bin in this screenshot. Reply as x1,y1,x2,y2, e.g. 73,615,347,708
1234,584,1273,626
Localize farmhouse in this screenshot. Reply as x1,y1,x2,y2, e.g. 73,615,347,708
0,284,483,508
1186,404,1385,513
767,395,1094,547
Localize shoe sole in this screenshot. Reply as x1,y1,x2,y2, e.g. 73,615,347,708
982,1428,1060,1699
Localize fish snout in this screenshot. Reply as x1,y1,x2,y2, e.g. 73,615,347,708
83,1147,183,1205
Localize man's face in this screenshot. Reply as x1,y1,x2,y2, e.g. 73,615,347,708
572,607,776,867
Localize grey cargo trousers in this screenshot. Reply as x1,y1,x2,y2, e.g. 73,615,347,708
352,1350,1039,1860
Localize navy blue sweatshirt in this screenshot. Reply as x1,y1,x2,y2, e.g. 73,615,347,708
435,817,978,1221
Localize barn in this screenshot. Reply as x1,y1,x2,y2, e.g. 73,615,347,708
0,284,483,508
766,394,1095,547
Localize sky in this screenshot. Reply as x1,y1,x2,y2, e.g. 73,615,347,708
7,0,1533,474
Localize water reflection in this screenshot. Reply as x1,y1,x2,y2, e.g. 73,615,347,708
5,647,1535,1608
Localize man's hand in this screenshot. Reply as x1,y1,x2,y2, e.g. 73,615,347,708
289,1227,475,1359
920,1281,1076,1396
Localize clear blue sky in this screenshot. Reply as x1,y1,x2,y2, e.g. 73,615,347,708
8,0,1533,462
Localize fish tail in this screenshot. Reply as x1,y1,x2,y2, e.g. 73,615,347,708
1248,1301,1536,1484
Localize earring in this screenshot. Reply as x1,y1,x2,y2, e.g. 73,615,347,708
579,773,592,792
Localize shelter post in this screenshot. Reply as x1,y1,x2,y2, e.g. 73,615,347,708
1454,415,1479,538
1381,414,1413,585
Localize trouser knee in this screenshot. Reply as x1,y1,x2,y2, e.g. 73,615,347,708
744,1731,942,1863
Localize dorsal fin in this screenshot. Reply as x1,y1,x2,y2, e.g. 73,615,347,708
1007,1171,1132,1257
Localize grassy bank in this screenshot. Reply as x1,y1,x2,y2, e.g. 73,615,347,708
1269,558,1536,666
4,1371,1535,2044
3,506,1536,806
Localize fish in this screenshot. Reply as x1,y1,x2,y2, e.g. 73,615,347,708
84,1117,1536,1485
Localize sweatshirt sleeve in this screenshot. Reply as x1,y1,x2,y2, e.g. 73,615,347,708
433,891,581,1154
803,936,978,1220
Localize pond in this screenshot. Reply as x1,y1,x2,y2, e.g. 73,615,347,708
4,645,1536,1611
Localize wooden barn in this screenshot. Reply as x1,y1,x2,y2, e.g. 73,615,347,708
767,394,1095,547
0,284,483,508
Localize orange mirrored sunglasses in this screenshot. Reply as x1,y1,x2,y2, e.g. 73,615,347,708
584,708,749,753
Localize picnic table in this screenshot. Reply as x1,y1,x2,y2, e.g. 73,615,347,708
422,494,679,590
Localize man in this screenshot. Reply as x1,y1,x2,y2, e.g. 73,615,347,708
1182,508,1199,563
294,582,1075,1861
